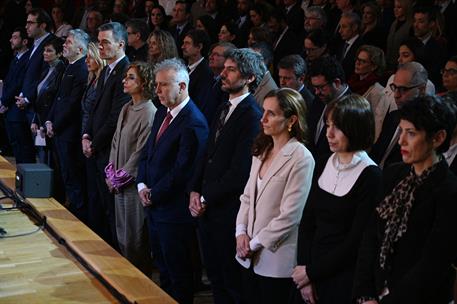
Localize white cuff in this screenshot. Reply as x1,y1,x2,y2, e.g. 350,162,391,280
137,183,147,192
235,224,247,237
249,236,263,251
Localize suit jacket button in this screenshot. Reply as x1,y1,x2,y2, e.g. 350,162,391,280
57,97,61,100
208,159,213,164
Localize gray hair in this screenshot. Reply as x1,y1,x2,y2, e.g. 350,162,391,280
398,61,428,86
225,48,267,92
98,22,128,50
153,58,190,86
305,6,327,27
68,29,89,55
209,41,236,56
278,55,307,78
341,11,361,31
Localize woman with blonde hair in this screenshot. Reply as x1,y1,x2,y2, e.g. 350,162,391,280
147,29,179,66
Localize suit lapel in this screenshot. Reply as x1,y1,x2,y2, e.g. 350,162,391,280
213,96,250,145
255,140,297,203
154,101,190,146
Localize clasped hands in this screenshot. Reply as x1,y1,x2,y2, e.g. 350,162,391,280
292,266,317,304
81,138,93,158
236,234,254,260
189,191,206,217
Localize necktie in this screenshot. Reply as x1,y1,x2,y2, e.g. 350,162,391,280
155,112,173,143
341,42,350,60
215,101,231,141
103,67,111,85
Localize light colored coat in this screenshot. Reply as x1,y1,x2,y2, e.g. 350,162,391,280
236,138,315,278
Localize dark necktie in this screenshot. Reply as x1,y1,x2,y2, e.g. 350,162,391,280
103,67,111,85
155,112,173,143
215,101,231,141
341,42,350,60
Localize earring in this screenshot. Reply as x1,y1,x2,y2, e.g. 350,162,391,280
288,125,292,132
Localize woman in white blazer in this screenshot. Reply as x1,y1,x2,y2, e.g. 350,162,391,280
235,88,315,304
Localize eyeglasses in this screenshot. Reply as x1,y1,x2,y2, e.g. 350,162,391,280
441,68,457,76
312,82,329,91
355,57,370,65
389,83,422,94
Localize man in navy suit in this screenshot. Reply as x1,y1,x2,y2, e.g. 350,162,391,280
46,29,89,220
170,1,194,57
82,22,130,246
0,27,34,163
16,8,54,113
137,58,208,304
182,29,214,121
189,48,263,304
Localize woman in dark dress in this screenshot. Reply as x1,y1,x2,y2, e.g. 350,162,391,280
353,95,457,304
292,94,382,304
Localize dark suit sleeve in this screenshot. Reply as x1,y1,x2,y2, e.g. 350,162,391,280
136,133,152,186
200,107,260,204
91,73,130,153
150,122,208,203
306,166,383,281
1,58,28,107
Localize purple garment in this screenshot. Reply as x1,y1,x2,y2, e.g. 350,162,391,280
105,162,134,190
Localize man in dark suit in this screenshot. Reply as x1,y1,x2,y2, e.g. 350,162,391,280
335,12,364,78
0,27,34,164
234,0,253,47
308,56,350,158
412,6,447,91
182,30,214,120
268,10,302,80
125,18,149,62
46,29,89,220
170,1,194,57
370,62,428,169
189,48,263,304
137,58,208,304
283,0,304,36
278,54,316,111
82,22,130,246
16,9,54,114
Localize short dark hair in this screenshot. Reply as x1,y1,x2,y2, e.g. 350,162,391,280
278,55,307,78
309,56,346,83
413,5,439,23
98,22,128,50
399,37,426,64
44,37,64,55
185,29,211,57
448,55,457,66
225,48,267,92
306,28,329,48
13,27,28,41
326,94,375,151
250,41,274,67
29,8,52,31
176,0,192,13
126,18,150,41
399,95,456,154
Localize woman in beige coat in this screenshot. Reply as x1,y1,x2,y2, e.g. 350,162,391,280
105,62,156,274
235,88,315,304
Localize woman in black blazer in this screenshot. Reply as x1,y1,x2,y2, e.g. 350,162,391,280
31,37,65,164
353,95,457,304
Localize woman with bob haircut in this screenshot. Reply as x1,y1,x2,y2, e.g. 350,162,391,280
292,94,382,304
236,88,315,304
353,95,457,304
105,61,157,275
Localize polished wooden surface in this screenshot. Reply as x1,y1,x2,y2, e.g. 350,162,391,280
0,156,176,304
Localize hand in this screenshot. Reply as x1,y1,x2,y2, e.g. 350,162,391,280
300,284,317,304
31,123,39,134
292,265,310,289
15,96,26,109
105,178,115,193
236,234,252,260
82,138,93,158
39,127,46,138
0,105,8,114
46,121,54,138
189,191,206,217
139,188,152,206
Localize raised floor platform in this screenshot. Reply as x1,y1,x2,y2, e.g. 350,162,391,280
0,156,176,303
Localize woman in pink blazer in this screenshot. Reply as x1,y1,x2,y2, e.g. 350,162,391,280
235,88,315,304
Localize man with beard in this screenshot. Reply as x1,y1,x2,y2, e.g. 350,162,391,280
189,48,263,304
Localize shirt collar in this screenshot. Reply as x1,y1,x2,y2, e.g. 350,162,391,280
229,92,250,107
188,57,204,74
33,32,50,48
108,55,126,71
168,96,190,119
345,34,359,46
16,49,29,59
420,33,433,45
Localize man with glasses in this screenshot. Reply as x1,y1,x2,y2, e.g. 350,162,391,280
125,19,149,62
304,6,327,34
370,61,428,168
308,56,350,158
